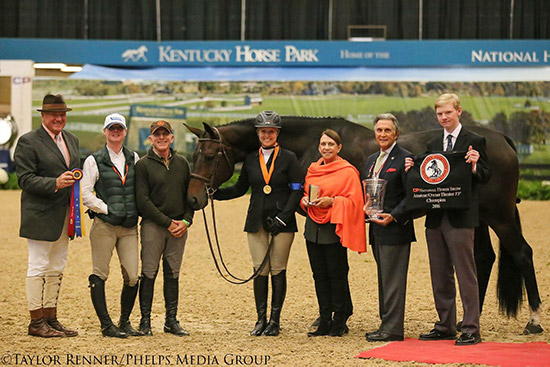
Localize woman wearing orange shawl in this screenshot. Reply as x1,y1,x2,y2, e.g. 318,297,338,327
301,129,366,337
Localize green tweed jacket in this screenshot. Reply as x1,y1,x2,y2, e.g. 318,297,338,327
14,125,80,241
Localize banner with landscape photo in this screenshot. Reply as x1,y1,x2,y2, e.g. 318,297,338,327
32,80,550,167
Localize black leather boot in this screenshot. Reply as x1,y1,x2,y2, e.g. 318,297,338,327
89,275,127,338
250,275,268,336
163,275,189,336
329,316,349,337
139,275,155,336
119,282,142,336
307,318,331,337
262,270,286,336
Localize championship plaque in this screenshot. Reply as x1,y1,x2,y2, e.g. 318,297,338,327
406,152,471,211
308,184,319,204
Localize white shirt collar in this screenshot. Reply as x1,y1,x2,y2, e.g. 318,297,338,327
261,147,275,163
444,123,462,140
380,141,397,155
106,144,123,156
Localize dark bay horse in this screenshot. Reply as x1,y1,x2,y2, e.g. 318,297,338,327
185,116,543,335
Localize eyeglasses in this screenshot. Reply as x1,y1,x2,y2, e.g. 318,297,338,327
153,131,171,137
108,125,125,131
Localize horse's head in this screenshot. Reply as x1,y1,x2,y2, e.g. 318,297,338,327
185,122,236,210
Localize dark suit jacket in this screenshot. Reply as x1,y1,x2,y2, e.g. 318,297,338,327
214,147,303,233
363,143,416,246
14,125,80,241
425,127,490,229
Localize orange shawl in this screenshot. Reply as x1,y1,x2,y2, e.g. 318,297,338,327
302,157,366,253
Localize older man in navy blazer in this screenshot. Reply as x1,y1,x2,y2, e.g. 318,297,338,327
15,94,80,338
363,113,416,342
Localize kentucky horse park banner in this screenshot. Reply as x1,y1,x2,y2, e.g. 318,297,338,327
2,39,550,67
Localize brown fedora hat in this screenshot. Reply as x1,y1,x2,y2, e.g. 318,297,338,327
37,94,72,112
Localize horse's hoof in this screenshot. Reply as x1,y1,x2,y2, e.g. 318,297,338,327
523,322,543,335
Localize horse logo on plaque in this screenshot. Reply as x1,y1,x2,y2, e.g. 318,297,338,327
420,154,450,184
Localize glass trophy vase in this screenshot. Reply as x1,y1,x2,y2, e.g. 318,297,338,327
362,178,387,219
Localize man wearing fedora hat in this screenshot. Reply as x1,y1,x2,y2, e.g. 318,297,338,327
81,113,141,338
14,94,80,338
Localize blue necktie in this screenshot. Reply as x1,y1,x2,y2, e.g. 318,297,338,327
445,135,453,152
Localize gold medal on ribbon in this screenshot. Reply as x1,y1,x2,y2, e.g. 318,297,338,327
72,168,83,181
259,145,279,195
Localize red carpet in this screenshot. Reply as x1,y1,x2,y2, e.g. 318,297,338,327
356,338,550,367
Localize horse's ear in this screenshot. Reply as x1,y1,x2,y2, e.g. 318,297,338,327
202,122,217,138
183,122,203,138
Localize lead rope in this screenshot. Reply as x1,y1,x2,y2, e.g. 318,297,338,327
201,188,273,284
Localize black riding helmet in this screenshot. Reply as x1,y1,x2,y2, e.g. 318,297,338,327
254,110,282,129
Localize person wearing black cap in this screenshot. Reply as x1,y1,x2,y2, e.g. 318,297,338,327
14,94,80,338
81,113,141,338
213,110,303,336
135,120,194,336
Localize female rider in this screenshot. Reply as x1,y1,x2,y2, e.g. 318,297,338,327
213,110,303,336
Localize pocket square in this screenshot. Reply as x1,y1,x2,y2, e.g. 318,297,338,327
386,168,397,173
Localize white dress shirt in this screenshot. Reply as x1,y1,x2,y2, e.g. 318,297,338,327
81,146,140,215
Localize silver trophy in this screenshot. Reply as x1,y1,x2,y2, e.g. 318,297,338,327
363,178,387,219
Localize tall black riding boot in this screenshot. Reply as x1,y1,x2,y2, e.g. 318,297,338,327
139,275,155,336
163,275,189,336
119,282,142,336
250,275,269,336
262,270,286,336
88,275,127,338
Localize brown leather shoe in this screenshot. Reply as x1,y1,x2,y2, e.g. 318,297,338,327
43,307,78,337
28,317,65,338
46,317,78,337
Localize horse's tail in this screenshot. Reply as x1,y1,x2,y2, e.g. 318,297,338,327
496,205,524,317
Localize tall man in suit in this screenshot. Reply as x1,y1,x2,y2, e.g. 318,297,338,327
14,94,80,338
405,93,490,345
363,113,416,342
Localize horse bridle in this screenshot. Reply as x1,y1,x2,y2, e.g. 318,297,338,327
190,126,232,196
192,126,273,284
